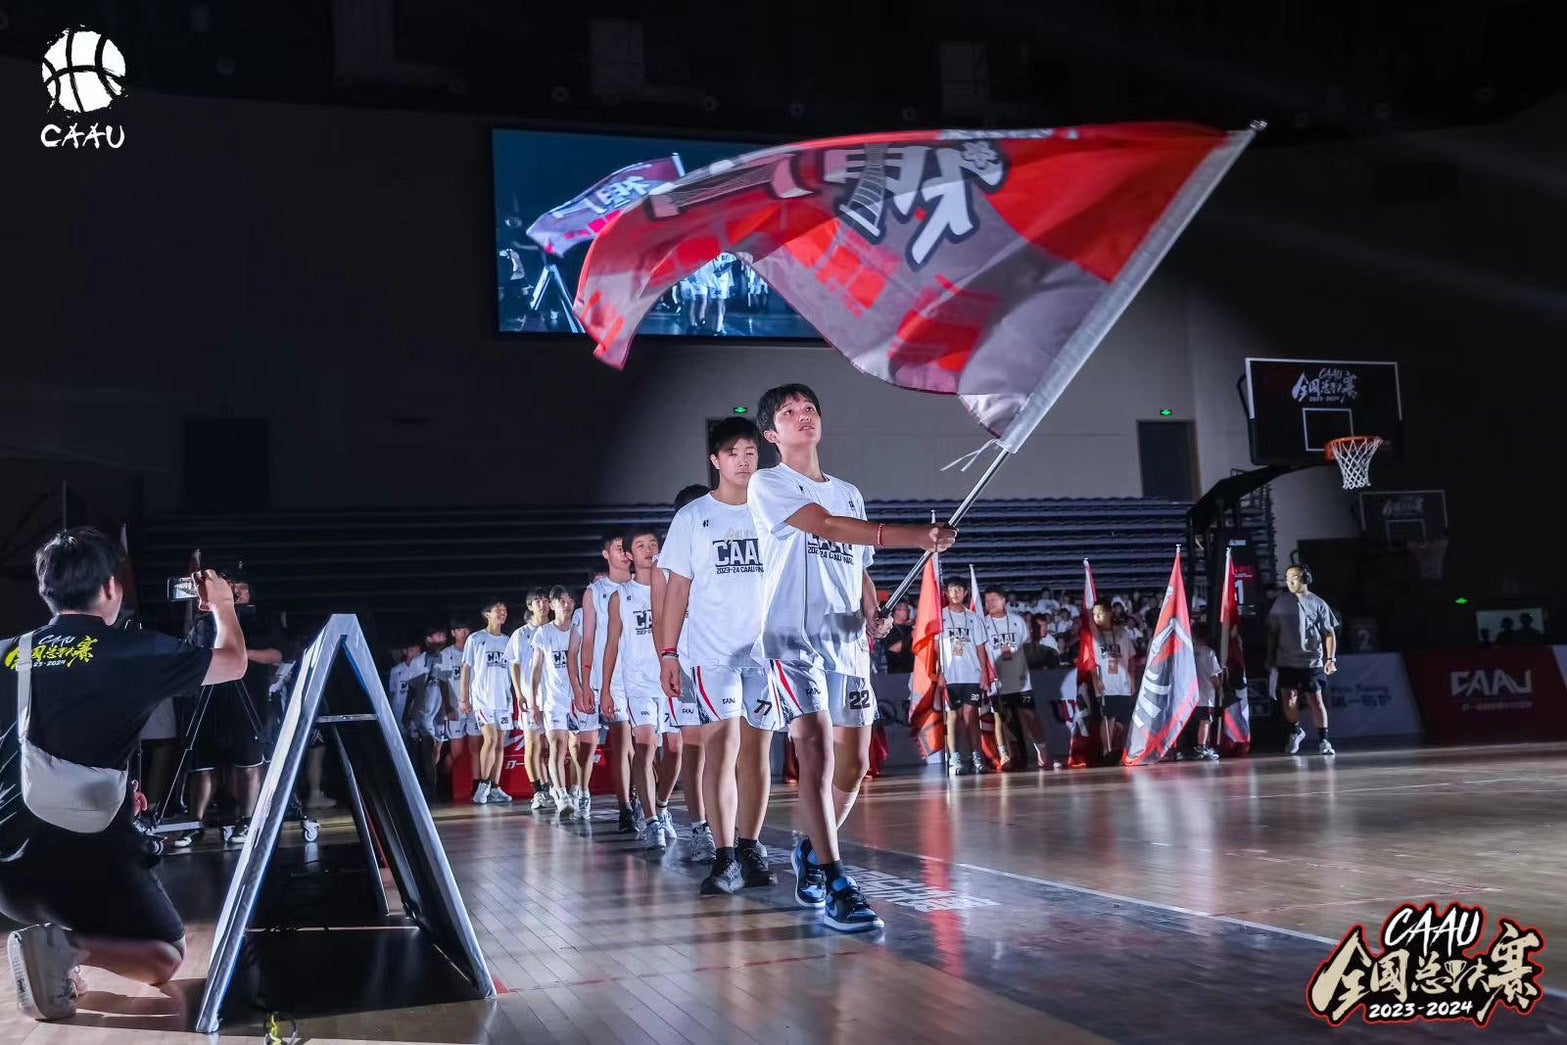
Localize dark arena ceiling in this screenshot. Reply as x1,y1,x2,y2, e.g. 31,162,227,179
0,0,1559,144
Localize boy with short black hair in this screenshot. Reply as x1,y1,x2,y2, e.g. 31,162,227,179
509,590,552,809
405,624,449,800
439,616,479,799
937,578,990,776
748,383,956,933
980,587,1046,769
659,418,781,893
602,528,668,848
531,586,584,817
579,537,636,830
460,600,516,805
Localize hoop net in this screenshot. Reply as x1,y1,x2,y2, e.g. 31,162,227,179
1324,435,1384,490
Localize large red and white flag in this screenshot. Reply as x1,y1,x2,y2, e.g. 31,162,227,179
576,123,1253,447
527,155,685,257
1218,546,1252,756
909,556,947,760
1123,549,1199,766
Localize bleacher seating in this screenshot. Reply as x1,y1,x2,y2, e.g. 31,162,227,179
134,498,1192,642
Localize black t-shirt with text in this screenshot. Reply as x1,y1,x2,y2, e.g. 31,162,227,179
0,615,211,858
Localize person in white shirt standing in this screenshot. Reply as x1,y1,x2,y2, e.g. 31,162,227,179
658,418,782,895
602,528,669,848
748,383,955,933
936,578,991,776
653,484,717,863
979,587,1048,769
460,599,517,805
1187,617,1225,761
508,590,552,810
530,586,585,818
1089,600,1137,761
579,537,637,832
438,618,479,800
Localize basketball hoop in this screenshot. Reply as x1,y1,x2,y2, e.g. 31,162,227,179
1325,435,1384,490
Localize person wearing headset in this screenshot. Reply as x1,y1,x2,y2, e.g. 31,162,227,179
1264,563,1341,756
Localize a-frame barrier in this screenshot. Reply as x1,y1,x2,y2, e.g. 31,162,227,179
195,614,494,1034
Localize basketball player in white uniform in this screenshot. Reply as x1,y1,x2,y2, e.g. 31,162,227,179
658,419,782,894
652,484,713,861
937,579,990,775
579,536,636,831
508,589,552,810
749,383,956,933
439,619,480,799
530,586,584,818
602,528,670,848
460,599,516,805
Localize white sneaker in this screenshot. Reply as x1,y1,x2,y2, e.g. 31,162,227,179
1319,738,1336,756
689,822,718,863
632,805,647,833
471,782,491,804
488,787,513,804
658,808,676,838
641,820,665,849
8,924,85,1021
1285,728,1305,755
530,792,548,812
577,792,591,819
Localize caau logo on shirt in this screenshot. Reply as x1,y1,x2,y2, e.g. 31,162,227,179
805,534,855,565
4,636,99,669
40,27,128,149
712,537,762,575
1307,902,1544,1027
551,649,569,668
633,608,653,634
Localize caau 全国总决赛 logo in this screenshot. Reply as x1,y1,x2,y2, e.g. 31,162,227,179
40,27,127,149
1307,901,1544,1027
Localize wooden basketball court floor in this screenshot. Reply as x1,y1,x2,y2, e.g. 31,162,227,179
4,742,1566,1043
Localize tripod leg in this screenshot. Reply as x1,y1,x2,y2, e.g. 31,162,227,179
157,686,214,828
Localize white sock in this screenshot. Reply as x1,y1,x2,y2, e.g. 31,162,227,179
832,786,860,827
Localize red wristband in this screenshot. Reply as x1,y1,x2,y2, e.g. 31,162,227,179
658,647,678,657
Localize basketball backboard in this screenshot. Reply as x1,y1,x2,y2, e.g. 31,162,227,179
1244,358,1403,467
1359,488,1447,547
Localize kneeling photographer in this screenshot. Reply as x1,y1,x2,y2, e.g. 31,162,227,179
1,528,247,1022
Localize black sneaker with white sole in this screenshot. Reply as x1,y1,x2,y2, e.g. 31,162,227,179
700,858,744,896
824,878,885,934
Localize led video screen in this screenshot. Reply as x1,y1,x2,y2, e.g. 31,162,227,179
492,128,820,339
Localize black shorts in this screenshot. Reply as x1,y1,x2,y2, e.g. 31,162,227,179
190,686,266,771
1098,693,1134,724
1276,666,1326,696
998,691,1036,711
0,826,183,943
945,684,985,708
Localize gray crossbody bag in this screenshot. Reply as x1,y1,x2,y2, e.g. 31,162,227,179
16,631,127,833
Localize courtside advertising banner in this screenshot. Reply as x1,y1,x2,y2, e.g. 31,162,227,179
1404,646,1567,742
1317,653,1423,739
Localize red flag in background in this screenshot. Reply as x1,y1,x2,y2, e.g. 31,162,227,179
1123,549,1200,766
1219,546,1252,757
526,155,686,256
1057,558,1098,768
909,557,947,759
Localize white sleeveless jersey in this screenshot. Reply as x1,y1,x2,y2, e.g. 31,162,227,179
587,577,627,692
507,622,543,698
531,622,575,710
615,577,661,695
659,493,764,669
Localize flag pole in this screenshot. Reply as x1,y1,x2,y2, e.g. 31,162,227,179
881,443,1011,612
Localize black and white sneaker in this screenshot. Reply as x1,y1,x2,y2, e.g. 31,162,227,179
617,806,636,833
790,838,827,908
700,857,744,896
738,843,777,887
825,878,885,934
